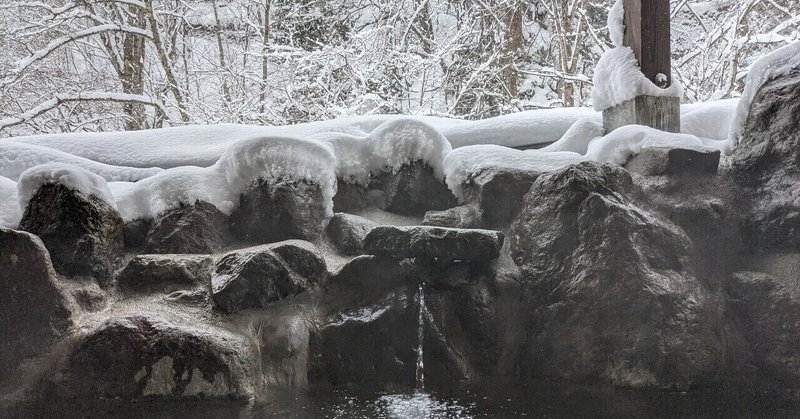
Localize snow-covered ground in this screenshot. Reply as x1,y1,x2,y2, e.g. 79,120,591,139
0,99,738,229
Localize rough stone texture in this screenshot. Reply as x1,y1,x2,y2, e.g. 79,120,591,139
422,204,482,229
625,147,721,176
325,213,379,255
117,255,214,294
212,241,328,313
49,315,257,400
728,271,800,381
71,285,107,313
332,179,370,213
732,69,800,251
370,162,457,216
19,183,124,286
144,201,232,254
123,219,151,250
229,178,327,243
0,228,74,375
462,168,541,227
508,162,729,388
364,226,504,262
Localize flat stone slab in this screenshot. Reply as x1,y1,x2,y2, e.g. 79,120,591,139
363,226,504,261
117,254,213,293
625,147,721,176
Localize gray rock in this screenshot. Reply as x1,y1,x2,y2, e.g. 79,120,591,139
325,213,379,255
461,168,541,227
422,204,482,229
123,219,151,250
229,177,327,243
732,69,800,251
728,271,800,380
322,255,412,313
212,241,327,313
117,254,213,294
333,179,369,212
50,315,257,400
363,226,504,262
370,161,457,216
625,147,721,176
0,228,74,375
144,201,232,254
508,162,729,389
19,183,124,286
71,284,107,312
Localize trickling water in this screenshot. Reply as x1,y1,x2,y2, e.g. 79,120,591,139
415,283,425,391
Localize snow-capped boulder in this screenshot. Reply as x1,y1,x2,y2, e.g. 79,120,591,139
508,162,729,388
732,60,800,251
19,183,124,287
144,201,233,254
370,161,457,216
0,228,74,376
624,147,721,176
363,226,505,262
325,213,379,255
48,315,258,400
229,178,328,243
117,254,214,294
212,242,327,313
728,271,800,382
422,204,482,229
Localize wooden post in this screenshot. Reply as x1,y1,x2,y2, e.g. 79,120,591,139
603,0,680,133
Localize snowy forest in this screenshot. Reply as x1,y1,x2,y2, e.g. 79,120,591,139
0,0,797,136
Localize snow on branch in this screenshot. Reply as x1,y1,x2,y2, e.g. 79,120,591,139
1,24,152,88
0,93,168,132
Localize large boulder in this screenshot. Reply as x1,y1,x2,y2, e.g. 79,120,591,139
0,228,74,375
229,178,327,243
462,168,541,227
48,315,258,400
732,68,800,251
144,201,232,254
19,183,124,286
625,147,721,176
508,162,729,388
728,271,800,382
370,161,457,216
325,213,379,255
363,226,504,262
117,254,213,294
422,204,482,229
212,241,327,313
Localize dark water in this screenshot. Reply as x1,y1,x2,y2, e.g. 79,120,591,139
4,380,800,418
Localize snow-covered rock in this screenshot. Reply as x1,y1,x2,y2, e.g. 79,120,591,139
17,162,116,212
144,201,233,255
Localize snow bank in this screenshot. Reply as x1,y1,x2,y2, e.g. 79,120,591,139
0,141,161,181
681,99,738,142
0,176,20,228
542,117,605,154
592,47,683,112
17,163,116,212
608,0,625,47
730,41,800,148
585,125,721,165
443,145,586,198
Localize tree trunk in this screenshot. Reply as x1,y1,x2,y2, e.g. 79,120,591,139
259,0,272,117
121,4,147,130
145,0,190,122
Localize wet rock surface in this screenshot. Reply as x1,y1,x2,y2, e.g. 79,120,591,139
625,147,721,176
19,183,124,287
117,254,213,294
733,69,800,251
422,204,482,229
144,201,232,254
462,168,540,227
509,162,729,388
370,162,457,216
48,315,257,400
325,212,379,255
212,241,327,313
230,178,327,243
364,226,504,262
0,228,74,375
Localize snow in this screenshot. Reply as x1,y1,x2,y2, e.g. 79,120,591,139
443,146,586,198
730,41,800,149
17,163,117,213
592,47,683,112
0,102,742,224
585,125,724,165
0,176,20,228
608,0,625,48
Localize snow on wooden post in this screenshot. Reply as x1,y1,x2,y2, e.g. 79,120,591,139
603,0,680,133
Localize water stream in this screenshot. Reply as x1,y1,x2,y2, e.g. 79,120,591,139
415,283,425,392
